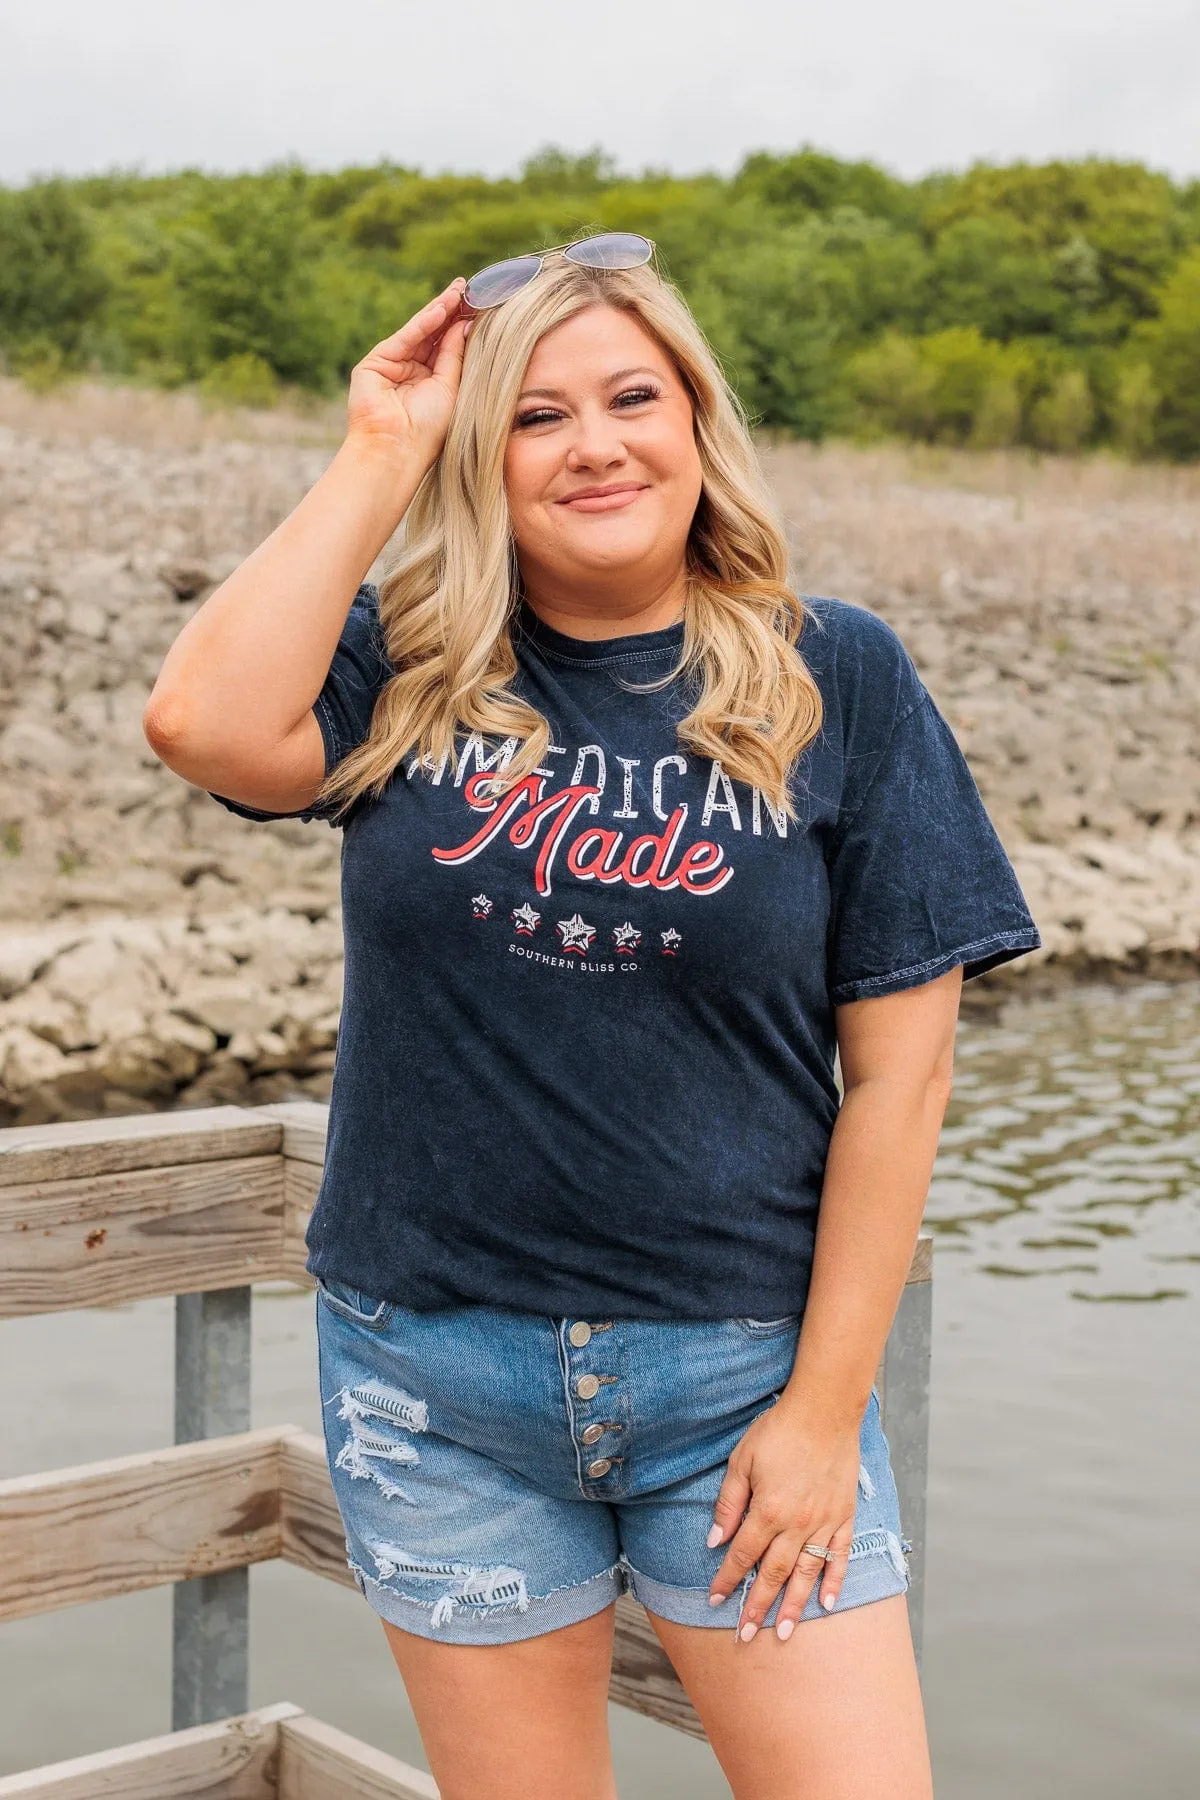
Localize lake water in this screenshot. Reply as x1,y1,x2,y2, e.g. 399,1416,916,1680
2,976,1197,1794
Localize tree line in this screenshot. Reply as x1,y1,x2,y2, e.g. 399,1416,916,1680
3,146,1200,457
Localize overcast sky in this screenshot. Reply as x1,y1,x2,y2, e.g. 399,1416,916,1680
2,0,1197,188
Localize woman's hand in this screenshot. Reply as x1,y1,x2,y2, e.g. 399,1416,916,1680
345,278,472,471
706,1393,863,1641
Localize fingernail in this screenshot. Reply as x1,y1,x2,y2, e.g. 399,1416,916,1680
708,1591,725,1607
739,1621,758,1643
822,1591,837,1611
777,1618,795,1641
706,1524,723,1548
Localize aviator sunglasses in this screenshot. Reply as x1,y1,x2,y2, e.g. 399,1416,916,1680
463,232,656,311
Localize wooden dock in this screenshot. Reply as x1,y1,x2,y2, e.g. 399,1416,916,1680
0,1101,932,1795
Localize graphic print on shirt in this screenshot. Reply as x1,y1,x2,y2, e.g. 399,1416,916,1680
411,732,789,977
416,734,787,895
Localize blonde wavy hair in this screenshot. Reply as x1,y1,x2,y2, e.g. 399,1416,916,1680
316,257,824,819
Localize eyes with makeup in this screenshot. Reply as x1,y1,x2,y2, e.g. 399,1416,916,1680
512,382,665,432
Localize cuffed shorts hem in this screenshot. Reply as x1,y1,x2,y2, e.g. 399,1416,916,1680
624,1530,911,1635
348,1555,625,1646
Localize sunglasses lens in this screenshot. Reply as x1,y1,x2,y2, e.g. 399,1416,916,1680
464,254,543,309
564,232,654,271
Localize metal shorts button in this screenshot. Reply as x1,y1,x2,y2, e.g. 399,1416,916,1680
587,1457,613,1478
568,1322,593,1348
580,1423,606,1445
575,1374,600,1399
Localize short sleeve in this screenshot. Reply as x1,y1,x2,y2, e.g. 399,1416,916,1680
207,581,393,826
826,688,1042,1003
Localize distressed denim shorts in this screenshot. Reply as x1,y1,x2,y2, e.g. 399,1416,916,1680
316,1280,912,1646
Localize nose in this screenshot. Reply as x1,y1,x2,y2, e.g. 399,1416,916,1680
565,402,628,475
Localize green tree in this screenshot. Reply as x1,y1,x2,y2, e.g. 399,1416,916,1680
340,174,501,253
969,374,1023,449
734,148,916,227
1031,368,1095,452
1140,246,1200,457
844,333,936,438
0,180,109,356
792,208,931,343
927,216,1069,340
170,175,335,385
923,159,1182,337
1109,361,1160,459
690,232,845,436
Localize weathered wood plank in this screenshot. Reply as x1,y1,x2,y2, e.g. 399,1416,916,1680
907,1234,932,1284
0,1108,281,1189
0,1155,285,1317
279,1430,353,1588
280,1160,319,1286
0,1703,298,1798
279,1716,438,1800
0,1429,285,1621
254,1101,328,1168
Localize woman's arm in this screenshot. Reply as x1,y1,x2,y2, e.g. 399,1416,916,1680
142,280,469,814
781,965,960,1429
706,966,961,1639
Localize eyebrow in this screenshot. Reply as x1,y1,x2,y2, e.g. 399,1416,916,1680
516,365,666,403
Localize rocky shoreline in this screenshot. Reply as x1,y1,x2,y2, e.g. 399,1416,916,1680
2,389,1198,1125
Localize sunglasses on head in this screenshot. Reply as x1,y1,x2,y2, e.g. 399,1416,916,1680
463,232,657,311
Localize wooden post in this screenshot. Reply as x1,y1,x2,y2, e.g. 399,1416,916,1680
880,1248,933,1674
172,1288,252,1730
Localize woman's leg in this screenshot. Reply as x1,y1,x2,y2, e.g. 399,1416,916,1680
381,1605,620,1800
648,1594,932,1800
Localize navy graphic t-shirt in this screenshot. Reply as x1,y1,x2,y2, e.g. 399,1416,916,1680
210,584,1041,1320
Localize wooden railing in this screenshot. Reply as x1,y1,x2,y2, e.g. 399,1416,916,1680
0,1102,932,1795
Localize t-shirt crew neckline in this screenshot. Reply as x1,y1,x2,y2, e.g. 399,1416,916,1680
514,599,685,665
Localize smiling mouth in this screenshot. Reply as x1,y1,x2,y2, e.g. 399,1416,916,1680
555,484,649,512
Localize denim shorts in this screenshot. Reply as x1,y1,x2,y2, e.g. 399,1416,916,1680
316,1280,912,1646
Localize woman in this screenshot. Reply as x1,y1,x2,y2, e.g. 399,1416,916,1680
145,235,1041,1800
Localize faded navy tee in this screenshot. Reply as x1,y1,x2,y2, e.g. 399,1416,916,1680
210,585,1041,1320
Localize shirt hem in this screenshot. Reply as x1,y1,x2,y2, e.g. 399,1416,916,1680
829,928,1043,1004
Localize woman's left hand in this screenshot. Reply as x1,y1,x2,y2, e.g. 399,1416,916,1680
706,1394,863,1640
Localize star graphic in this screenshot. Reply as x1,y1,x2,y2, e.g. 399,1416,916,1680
471,893,493,919
660,927,682,956
512,902,541,935
556,912,597,953
612,921,641,952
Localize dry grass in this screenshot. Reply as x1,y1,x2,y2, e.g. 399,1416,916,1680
760,439,1200,622
0,376,345,450
4,375,1196,613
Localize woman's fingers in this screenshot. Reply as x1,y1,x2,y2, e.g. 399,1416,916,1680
707,1500,771,1608
430,312,471,388
733,1531,810,1641
706,1463,751,1556
368,279,468,370
774,1519,854,1641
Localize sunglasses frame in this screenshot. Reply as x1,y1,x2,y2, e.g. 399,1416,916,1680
463,232,659,312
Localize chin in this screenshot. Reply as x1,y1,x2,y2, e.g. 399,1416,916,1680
556,525,664,571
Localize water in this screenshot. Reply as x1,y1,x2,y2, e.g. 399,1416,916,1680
2,978,1197,1794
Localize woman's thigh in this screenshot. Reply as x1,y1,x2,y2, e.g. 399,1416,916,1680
382,1606,619,1800
649,1594,932,1800
316,1283,627,1795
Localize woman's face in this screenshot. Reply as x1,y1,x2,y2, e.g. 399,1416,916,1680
502,304,703,598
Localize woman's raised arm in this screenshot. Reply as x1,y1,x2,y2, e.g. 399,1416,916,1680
142,279,470,814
